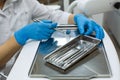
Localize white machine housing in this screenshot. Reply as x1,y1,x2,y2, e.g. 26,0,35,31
76,0,120,16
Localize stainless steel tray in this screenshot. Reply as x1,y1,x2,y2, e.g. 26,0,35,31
44,35,101,71
29,26,111,80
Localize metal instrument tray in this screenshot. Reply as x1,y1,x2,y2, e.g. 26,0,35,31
44,35,101,71
29,26,111,80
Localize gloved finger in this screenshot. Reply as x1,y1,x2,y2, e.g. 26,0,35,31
84,22,93,35
93,22,104,39
42,20,52,23
49,22,57,28
44,29,55,37
48,29,55,34
98,26,105,39
93,23,101,39
66,29,71,34
43,31,52,37
41,33,52,39
77,19,85,34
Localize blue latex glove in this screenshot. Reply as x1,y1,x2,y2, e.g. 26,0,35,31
14,20,57,45
74,14,104,39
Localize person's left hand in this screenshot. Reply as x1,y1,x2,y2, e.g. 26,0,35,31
14,20,57,45
74,14,104,39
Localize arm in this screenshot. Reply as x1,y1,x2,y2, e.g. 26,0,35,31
0,36,21,67
0,20,57,67
27,0,70,24
68,14,75,24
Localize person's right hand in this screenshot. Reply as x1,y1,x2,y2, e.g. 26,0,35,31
14,20,57,46
74,14,104,40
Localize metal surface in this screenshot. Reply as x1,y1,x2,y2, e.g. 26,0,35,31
103,10,120,45
29,28,111,80
44,35,101,70
33,19,77,30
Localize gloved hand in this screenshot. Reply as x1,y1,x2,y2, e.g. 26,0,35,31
74,14,104,39
14,20,57,45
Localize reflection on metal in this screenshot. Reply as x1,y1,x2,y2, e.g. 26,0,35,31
29,28,111,80
33,18,78,31
0,72,7,79
44,35,101,70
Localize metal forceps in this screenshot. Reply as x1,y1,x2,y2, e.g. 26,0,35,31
33,19,78,32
